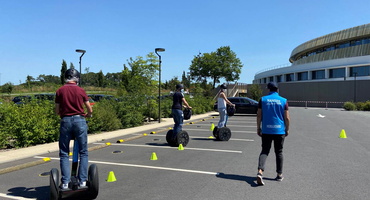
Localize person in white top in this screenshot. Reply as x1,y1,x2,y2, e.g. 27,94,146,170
217,84,235,128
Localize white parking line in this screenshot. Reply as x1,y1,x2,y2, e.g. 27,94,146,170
173,129,256,134
0,193,35,200
93,143,243,153
134,133,255,141
34,156,219,176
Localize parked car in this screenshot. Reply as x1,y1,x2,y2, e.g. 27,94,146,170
34,93,56,101
88,94,115,102
12,95,32,104
214,97,259,114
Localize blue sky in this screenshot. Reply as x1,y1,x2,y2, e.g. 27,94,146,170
1,0,369,86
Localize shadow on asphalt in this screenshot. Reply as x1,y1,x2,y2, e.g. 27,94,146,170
7,186,49,200
216,173,260,187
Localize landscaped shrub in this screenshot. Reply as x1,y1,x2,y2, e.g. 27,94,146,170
0,93,215,148
114,95,146,128
363,101,370,111
343,101,356,111
88,100,122,133
356,102,365,111
0,100,59,148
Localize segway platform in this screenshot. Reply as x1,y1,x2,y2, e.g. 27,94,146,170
50,140,99,200
166,129,189,147
213,126,232,141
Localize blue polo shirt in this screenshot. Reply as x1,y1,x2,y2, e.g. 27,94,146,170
258,92,288,135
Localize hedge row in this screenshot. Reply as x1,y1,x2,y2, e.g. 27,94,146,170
0,95,214,149
343,101,370,111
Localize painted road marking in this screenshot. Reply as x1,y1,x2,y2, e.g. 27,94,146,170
34,156,219,176
172,129,256,134
93,143,244,153
0,193,35,200
133,133,255,140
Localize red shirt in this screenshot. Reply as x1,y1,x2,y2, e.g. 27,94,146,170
55,82,89,117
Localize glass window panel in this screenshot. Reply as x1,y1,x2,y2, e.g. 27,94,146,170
329,68,345,78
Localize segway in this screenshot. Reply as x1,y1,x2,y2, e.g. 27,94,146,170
212,126,232,141
166,129,189,147
213,105,235,141
50,139,99,200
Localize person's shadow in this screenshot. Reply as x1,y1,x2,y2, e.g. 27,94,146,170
216,172,261,187
7,186,49,200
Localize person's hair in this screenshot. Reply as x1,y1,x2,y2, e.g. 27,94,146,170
65,77,79,83
269,87,278,92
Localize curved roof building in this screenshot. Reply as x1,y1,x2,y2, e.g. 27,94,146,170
254,23,370,84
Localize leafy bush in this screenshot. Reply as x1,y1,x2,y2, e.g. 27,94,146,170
114,95,146,128
88,100,122,133
363,101,370,111
0,93,215,148
356,102,365,111
343,101,356,111
0,100,59,148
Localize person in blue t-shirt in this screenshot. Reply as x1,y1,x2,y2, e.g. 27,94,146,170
256,82,290,186
171,84,192,139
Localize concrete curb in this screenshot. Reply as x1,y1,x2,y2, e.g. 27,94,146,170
0,112,218,164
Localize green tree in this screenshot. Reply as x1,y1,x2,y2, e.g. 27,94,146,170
120,53,159,95
189,46,243,89
1,82,14,94
26,75,34,90
181,71,191,89
97,70,104,87
60,60,67,85
247,84,263,101
69,62,75,70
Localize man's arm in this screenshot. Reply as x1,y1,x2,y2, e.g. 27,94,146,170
257,108,262,137
182,98,192,109
84,101,93,117
55,103,60,116
284,110,290,136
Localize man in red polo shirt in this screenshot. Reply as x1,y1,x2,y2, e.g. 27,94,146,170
55,68,93,190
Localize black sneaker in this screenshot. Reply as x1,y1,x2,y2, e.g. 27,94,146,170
257,173,265,185
275,174,284,182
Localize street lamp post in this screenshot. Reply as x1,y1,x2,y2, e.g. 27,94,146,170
155,48,165,123
354,72,357,102
75,49,86,85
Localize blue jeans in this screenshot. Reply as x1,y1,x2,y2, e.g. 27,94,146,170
59,115,88,184
218,108,228,127
172,109,183,137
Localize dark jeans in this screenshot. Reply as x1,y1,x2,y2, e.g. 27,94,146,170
258,134,285,174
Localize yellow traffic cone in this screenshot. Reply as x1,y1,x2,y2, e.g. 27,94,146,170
178,144,184,150
151,152,158,160
210,123,215,131
339,129,347,138
106,171,117,182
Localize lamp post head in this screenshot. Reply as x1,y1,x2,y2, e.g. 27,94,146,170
76,49,86,54
155,48,165,53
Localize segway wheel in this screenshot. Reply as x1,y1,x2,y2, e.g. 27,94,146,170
166,130,176,147
175,131,189,147
216,127,231,141
212,126,218,138
87,164,99,199
50,168,60,200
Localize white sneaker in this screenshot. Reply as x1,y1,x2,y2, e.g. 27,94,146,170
60,183,69,189
79,181,87,187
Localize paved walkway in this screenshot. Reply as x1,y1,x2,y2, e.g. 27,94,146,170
0,112,218,164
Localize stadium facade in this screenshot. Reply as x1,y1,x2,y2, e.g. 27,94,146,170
253,23,370,106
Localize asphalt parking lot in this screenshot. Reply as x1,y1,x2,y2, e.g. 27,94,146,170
1,107,370,200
